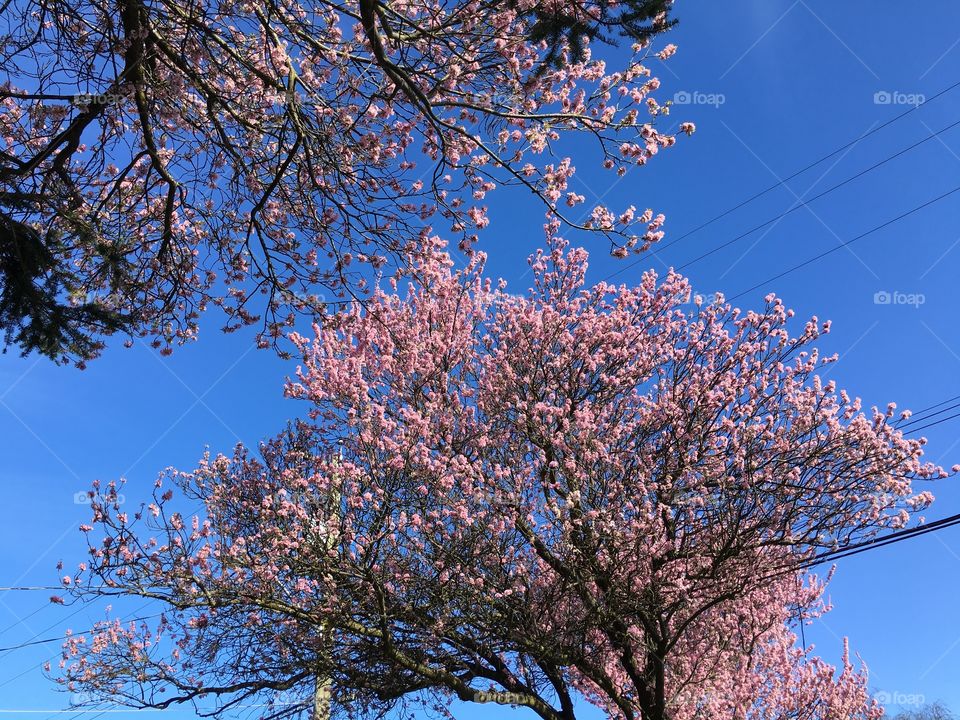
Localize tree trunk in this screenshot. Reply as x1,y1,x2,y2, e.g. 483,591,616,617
313,671,331,720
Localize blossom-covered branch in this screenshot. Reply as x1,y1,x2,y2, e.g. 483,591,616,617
1,0,684,364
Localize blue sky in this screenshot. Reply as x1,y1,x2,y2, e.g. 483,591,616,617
2,1,960,717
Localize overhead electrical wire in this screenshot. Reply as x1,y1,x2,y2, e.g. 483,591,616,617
0,612,161,655
801,511,960,570
0,602,96,661
897,399,960,432
0,603,50,637
905,392,960,418
728,183,960,301
0,586,71,592
604,113,960,283
672,117,960,272
661,77,960,248
901,411,960,435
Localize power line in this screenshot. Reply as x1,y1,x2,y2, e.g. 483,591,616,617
905,392,960,418
0,603,161,719
728,183,960,301
802,511,960,570
604,114,960,282
0,602,50,637
0,602,95,661
0,631,77,654
903,411,960,435
893,402,960,435
0,585,129,592
674,116,960,272
785,405,960,570
651,77,960,253
898,401,960,431
895,394,960,429
0,586,70,592
0,611,160,655
0,711,156,716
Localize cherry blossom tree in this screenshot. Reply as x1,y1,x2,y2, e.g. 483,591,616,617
56,240,943,719
0,0,685,365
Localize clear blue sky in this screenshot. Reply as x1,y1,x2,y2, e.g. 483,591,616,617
2,1,960,717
